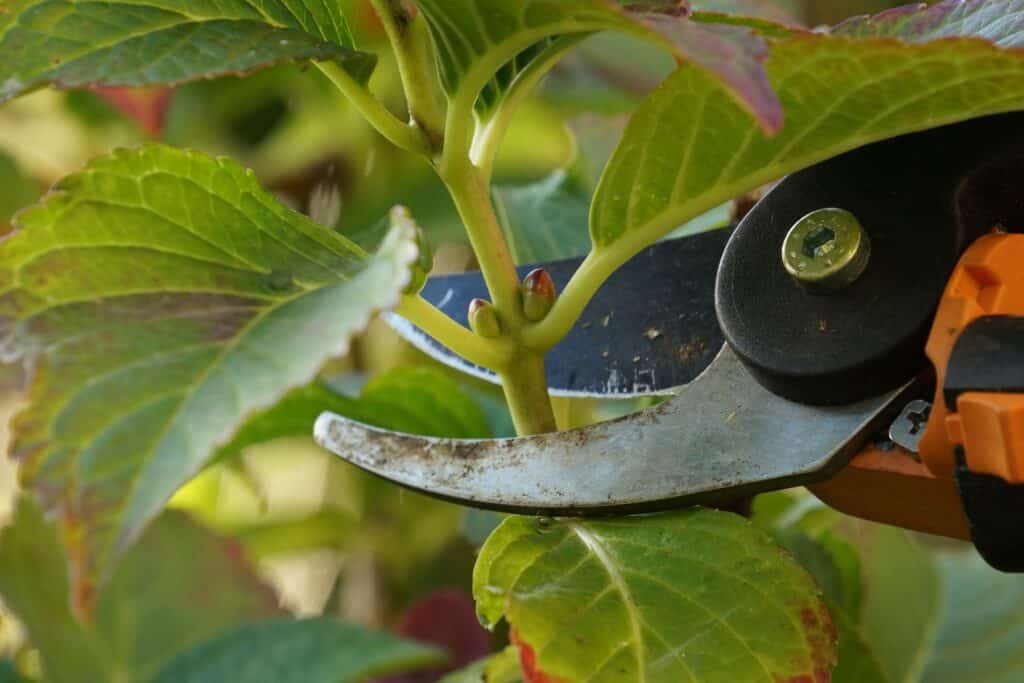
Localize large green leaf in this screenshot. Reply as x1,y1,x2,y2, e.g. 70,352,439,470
591,5,1024,255
474,510,835,682
150,617,444,683
0,498,284,683
0,0,374,104
0,144,420,604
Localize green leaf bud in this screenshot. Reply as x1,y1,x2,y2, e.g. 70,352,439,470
468,298,501,338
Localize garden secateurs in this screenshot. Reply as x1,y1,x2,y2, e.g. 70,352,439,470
316,112,1024,572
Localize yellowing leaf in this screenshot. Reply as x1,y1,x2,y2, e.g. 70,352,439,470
474,510,836,682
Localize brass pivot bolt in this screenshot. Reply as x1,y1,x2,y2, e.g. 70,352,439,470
782,207,871,293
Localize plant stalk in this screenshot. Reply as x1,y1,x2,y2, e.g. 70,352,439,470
499,352,558,435
396,295,514,371
443,162,557,436
317,62,432,157
368,0,445,148
443,163,523,319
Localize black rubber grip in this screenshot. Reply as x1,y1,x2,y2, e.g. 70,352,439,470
946,316,1024,572
944,315,1024,410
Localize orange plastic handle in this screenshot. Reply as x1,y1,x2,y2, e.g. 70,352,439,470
919,231,1024,482
813,231,1024,538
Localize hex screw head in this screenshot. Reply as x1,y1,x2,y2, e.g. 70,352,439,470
782,207,871,293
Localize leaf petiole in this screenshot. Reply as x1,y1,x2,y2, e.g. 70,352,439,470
317,61,432,157
368,0,445,149
396,294,515,371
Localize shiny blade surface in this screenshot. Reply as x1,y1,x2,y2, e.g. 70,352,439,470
315,345,913,514
391,229,731,397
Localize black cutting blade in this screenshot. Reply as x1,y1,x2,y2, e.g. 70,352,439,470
389,228,731,397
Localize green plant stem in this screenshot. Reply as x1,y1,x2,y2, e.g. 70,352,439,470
368,0,445,147
396,294,514,371
443,162,523,319
317,62,431,157
441,160,557,435
499,352,557,435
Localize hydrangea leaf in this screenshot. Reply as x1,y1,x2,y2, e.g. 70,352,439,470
474,510,836,682
0,144,419,608
591,3,1024,256
0,0,375,104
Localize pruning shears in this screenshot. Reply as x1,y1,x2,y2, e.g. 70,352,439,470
316,112,1024,572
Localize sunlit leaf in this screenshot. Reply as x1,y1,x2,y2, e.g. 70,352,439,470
0,144,420,606
0,0,374,105
474,510,835,682
151,617,445,683
0,498,284,683
591,4,1024,256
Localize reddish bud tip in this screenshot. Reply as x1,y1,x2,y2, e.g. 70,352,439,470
522,268,556,321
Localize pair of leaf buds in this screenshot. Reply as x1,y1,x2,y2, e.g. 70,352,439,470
468,269,556,337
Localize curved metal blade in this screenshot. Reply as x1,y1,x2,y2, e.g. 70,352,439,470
391,229,731,397
315,346,913,514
